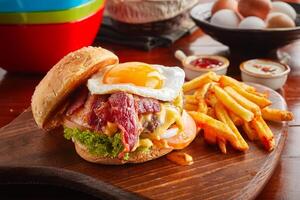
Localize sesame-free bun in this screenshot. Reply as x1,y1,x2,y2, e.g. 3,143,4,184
74,140,173,165
31,46,119,130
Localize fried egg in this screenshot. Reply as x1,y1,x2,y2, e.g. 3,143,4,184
87,62,185,101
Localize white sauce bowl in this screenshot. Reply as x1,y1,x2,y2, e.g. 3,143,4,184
240,59,290,90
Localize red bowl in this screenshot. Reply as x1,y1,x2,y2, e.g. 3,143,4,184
0,7,104,73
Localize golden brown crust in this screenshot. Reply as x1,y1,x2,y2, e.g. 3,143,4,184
74,140,173,165
31,46,119,130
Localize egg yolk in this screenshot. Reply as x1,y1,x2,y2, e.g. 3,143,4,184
103,63,165,89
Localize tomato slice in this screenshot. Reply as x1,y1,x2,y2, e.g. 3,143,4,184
165,110,197,149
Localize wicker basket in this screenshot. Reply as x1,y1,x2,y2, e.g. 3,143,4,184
110,12,194,35
106,0,199,24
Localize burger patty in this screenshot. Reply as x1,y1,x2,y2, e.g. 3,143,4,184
142,115,160,134
65,87,161,152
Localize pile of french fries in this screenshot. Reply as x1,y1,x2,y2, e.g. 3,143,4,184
183,72,294,153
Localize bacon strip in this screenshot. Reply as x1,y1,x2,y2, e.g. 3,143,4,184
109,92,140,152
135,96,160,114
65,88,162,154
66,87,88,116
88,95,111,131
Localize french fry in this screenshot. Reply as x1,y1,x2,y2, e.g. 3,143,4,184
231,85,272,108
189,111,227,131
204,127,227,154
215,102,249,151
242,122,258,141
187,83,211,114
262,107,294,122
219,75,256,92
228,111,243,126
182,73,294,153
204,127,217,144
194,83,211,100
205,91,218,107
183,71,219,93
184,103,198,111
197,98,208,114
249,90,269,98
188,111,241,150
213,85,254,122
251,116,275,151
184,95,198,105
224,86,261,115
259,116,275,144
207,107,216,118
218,139,227,154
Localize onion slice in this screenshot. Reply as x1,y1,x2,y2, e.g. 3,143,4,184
160,128,179,139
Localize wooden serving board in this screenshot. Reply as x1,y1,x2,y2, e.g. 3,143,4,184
0,84,288,200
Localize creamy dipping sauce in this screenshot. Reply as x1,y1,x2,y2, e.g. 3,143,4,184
243,60,286,76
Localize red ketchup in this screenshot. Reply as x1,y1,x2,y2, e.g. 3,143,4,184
190,57,223,69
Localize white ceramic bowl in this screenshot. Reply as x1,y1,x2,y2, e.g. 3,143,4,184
240,59,290,90
175,50,229,80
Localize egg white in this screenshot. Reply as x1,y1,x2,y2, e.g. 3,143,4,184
87,64,185,101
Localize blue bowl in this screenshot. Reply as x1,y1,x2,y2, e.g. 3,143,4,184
0,0,91,13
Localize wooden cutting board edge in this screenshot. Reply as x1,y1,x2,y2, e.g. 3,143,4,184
0,80,290,200
233,84,289,200
0,165,143,200
0,107,288,200
233,124,288,200
0,109,144,200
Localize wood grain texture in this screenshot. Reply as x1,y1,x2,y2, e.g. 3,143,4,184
0,85,288,200
257,127,300,200
1,29,300,199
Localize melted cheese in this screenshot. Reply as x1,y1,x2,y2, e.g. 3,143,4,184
152,139,170,149
152,103,183,140
173,90,184,112
138,138,153,148
99,95,183,150
139,113,153,125
103,122,118,136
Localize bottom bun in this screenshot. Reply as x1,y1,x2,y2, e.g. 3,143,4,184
74,140,173,165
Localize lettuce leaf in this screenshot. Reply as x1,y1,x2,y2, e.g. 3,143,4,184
64,127,152,160
64,127,124,158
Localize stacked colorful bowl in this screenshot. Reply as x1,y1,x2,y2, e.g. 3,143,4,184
0,0,106,73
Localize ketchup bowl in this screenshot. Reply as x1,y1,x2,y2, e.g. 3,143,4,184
175,50,229,80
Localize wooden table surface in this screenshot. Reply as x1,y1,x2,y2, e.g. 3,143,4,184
0,30,300,199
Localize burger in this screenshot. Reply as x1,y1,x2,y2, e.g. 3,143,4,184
31,46,197,164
